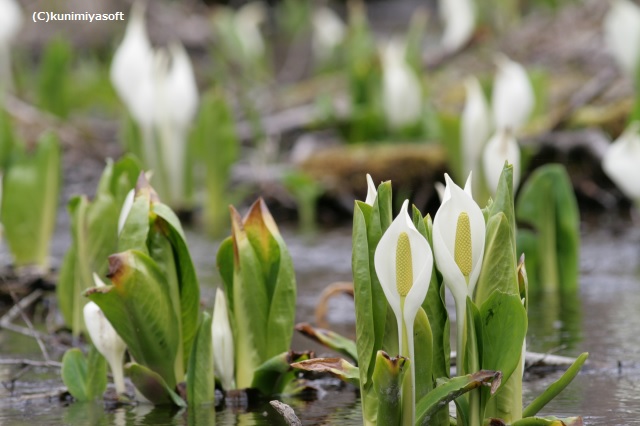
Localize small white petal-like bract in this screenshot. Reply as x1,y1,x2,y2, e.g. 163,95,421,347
492,55,534,132
312,6,346,63
439,0,475,53
212,288,236,391
461,76,492,178
603,121,640,202
364,174,377,206
604,0,640,77
234,1,267,60
117,189,135,236
482,129,521,193
381,38,423,129
374,199,433,418
84,274,127,394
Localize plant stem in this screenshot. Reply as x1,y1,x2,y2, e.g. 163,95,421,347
540,200,559,292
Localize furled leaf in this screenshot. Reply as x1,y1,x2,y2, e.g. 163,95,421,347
372,351,408,426
187,312,214,405
125,363,186,407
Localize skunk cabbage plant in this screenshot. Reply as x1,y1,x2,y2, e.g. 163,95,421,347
439,0,476,53
311,6,346,63
603,122,640,208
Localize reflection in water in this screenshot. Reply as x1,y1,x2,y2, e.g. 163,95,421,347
527,288,583,353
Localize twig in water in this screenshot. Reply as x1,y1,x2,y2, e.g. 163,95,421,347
8,290,51,362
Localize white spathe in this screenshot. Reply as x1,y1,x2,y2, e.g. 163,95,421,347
0,0,23,90
234,1,267,60
432,173,485,303
110,2,154,127
117,189,135,236
483,129,520,193
212,288,236,391
439,0,475,53
84,274,127,395
604,0,640,77
312,6,346,63
461,76,492,178
365,174,377,206
603,121,640,202
381,38,423,129
492,55,534,132
374,199,433,420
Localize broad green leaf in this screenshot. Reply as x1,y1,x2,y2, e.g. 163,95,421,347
414,307,433,402
522,352,589,418
150,203,200,372
291,357,360,387
109,154,142,202
372,351,408,426
86,250,180,388
295,323,358,362
125,363,186,407
244,199,296,359
488,163,516,249
187,313,214,405
251,351,311,396
475,213,518,305
229,206,269,388
1,133,60,268
61,347,107,402
415,370,502,425
216,237,235,317
516,164,580,293
479,292,527,403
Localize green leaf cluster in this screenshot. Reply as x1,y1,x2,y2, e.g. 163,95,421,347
85,175,204,405
1,132,60,270
216,198,297,390
57,156,141,336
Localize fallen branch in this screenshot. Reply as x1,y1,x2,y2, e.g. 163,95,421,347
270,400,302,426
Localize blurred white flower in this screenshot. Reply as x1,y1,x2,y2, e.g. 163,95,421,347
492,55,534,132
364,173,377,205
461,76,492,178
603,121,640,203
234,1,267,61
604,0,640,77
381,38,423,129
312,6,346,63
439,0,475,53
84,274,127,395
0,0,23,90
482,129,521,193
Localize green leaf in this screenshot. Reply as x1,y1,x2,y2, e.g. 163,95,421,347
475,212,519,305
118,194,150,253
86,250,180,388
187,312,214,405
1,133,60,269
252,351,311,396
152,202,201,371
522,352,589,418
61,347,107,402
413,307,434,401
125,363,186,407
515,164,580,293
372,351,408,426
511,416,584,426
56,247,77,330
37,37,72,117
415,370,502,425
216,237,235,317
295,323,358,362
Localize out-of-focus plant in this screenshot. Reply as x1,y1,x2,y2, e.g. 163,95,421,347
277,0,311,39
492,55,534,133
57,156,141,337
516,164,580,293
295,166,587,425
111,3,199,210
282,170,325,236
483,129,520,193
461,76,492,197
603,122,640,210
190,89,239,236
438,0,476,53
0,0,22,93
311,5,346,66
37,37,73,118
216,198,300,392
1,132,60,271
83,175,203,406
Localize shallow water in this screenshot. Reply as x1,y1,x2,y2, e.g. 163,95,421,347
1,222,639,425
